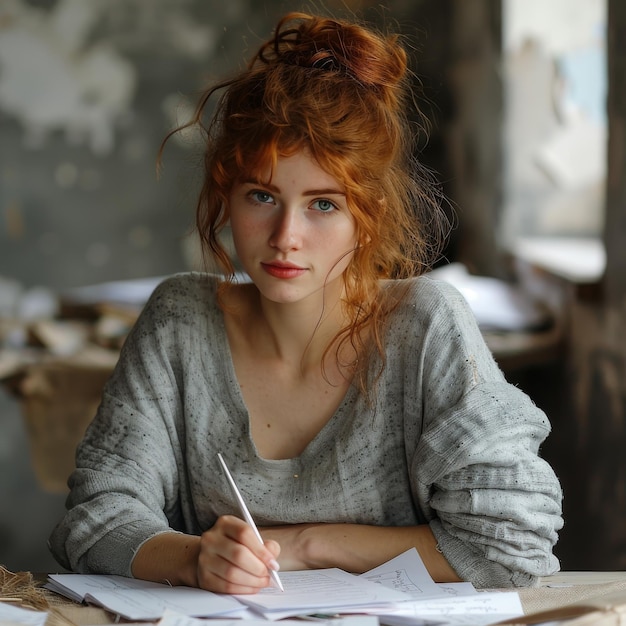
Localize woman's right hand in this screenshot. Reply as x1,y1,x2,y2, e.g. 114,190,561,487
131,517,281,594
196,515,281,593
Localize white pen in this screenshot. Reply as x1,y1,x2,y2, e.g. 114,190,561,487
217,453,284,591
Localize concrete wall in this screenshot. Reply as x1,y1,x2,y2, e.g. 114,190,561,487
0,0,281,291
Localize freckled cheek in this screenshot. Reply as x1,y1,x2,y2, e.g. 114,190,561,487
324,227,358,256
230,213,264,241
322,237,357,268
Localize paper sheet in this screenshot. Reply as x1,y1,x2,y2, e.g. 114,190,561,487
46,574,243,621
234,567,412,619
158,609,380,626
361,549,459,601
45,549,524,625
375,591,525,626
359,550,523,626
0,602,48,626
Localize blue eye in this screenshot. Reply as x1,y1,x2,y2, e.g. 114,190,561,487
250,190,274,204
312,199,336,213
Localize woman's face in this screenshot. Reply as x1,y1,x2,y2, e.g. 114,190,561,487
228,149,358,307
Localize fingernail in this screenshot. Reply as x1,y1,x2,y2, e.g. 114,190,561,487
269,559,280,571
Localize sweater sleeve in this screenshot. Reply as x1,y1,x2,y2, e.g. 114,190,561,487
48,275,195,576
408,279,563,588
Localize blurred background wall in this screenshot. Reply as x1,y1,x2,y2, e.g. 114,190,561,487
2,0,624,575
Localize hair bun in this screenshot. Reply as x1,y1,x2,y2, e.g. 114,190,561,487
310,50,341,72
257,12,408,95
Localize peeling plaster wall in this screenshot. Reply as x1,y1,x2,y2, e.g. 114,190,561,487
0,0,289,292
0,1,136,155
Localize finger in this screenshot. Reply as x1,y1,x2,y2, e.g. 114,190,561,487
198,556,272,594
263,538,281,561
219,516,280,574
197,519,275,591
197,547,273,594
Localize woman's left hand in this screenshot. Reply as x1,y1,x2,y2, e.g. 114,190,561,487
260,522,461,582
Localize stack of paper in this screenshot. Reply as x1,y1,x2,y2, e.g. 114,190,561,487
46,573,244,621
233,567,412,620
46,548,525,625
157,612,379,626
360,550,524,626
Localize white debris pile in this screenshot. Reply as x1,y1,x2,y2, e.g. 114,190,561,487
0,275,140,383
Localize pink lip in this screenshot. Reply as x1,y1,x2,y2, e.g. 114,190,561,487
261,262,307,279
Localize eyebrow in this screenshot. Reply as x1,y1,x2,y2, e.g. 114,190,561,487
242,179,345,196
303,188,346,197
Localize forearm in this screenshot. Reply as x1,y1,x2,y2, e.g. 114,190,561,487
131,518,281,594
261,523,461,582
131,532,201,587
131,523,461,589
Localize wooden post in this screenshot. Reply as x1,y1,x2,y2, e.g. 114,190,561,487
551,0,626,570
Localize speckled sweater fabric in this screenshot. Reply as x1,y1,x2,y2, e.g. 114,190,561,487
49,272,563,588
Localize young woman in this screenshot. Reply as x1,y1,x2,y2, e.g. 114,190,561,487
49,11,563,594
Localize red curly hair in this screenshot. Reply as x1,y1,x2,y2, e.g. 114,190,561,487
164,12,450,391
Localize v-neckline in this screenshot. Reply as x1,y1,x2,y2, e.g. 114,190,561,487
214,303,359,464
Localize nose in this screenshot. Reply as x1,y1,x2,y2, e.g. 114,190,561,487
268,208,303,252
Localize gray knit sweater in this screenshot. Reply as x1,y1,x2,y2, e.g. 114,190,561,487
49,272,563,588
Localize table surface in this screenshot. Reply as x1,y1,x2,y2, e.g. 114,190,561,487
512,571,626,624
511,236,606,284
5,571,626,626
540,571,626,584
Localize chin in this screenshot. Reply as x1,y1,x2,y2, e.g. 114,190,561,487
259,287,307,304
255,279,320,304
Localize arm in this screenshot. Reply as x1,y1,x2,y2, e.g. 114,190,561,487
130,519,458,592
415,381,564,588
131,516,282,594
405,279,563,588
49,276,197,576
260,522,461,581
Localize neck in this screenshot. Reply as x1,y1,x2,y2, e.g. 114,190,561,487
260,290,346,365
229,282,354,380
